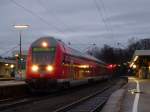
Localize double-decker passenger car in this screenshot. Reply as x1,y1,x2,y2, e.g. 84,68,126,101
26,37,110,90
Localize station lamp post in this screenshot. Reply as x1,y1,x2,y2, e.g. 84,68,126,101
13,24,29,79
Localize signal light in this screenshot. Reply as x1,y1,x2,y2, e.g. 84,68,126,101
107,64,117,69
107,64,113,69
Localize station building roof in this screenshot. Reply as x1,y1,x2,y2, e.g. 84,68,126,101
133,50,150,56
0,58,16,64
130,50,150,67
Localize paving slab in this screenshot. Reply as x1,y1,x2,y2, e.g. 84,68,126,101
121,77,150,112
101,89,125,112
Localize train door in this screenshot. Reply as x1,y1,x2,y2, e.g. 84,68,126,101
70,58,76,80
78,60,85,79
63,55,74,80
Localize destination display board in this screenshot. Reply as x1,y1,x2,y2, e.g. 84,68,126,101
33,47,55,52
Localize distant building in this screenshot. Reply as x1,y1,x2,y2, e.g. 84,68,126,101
0,58,16,78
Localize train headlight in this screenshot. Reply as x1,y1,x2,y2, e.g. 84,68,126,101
42,41,48,47
32,65,39,72
46,65,53,72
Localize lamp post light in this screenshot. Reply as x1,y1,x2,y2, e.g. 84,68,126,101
13,24,29,79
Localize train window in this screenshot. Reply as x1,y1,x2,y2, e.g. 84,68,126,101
62,56,65,64
63,55,70,64
32,47,56,65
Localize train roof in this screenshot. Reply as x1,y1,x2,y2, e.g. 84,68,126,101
31,37,57,47
31,36,106,65
67,47,106,65
58,38,106,65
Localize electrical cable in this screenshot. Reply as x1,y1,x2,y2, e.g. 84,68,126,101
10,0,63,33
99,0,115,38
36,0,74,32
0,45,19,57
93,0,114,38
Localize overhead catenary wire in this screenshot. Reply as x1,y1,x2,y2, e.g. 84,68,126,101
0,45,19,57
68,42,97,53
93,0,114,38
68,42,96,46
36,0,74,33
10,0,63,33
98,0,115,39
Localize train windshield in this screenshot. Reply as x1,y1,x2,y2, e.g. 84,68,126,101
32,47,55,65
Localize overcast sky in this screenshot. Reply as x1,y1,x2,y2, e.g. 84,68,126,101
0,0,150,56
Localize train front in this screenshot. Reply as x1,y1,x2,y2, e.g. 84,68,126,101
26,37,61,89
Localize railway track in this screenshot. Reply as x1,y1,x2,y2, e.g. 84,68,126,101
53,86,110,112
53,78,125,112
0,78,127,112
0,91,59,110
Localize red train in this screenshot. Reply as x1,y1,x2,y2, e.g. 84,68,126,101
26,37,111,90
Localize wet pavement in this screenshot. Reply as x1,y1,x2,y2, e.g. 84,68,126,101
121,77,150,112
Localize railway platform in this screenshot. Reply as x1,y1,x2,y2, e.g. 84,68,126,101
0,80,25,86
0,80,27,100
0,77,15,81
120,77,150,112
102,76,150,112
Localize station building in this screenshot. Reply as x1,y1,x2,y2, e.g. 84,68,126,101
0,50,28,79
130,50,150,78
0,58,16,78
